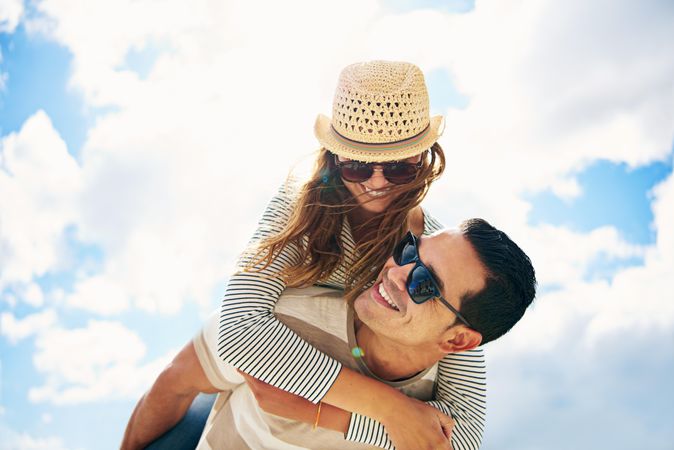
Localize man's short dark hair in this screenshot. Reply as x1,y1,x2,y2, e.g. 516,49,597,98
458,218,537,345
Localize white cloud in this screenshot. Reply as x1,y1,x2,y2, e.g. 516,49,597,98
483,327,673,450
496,166,674,353
549,176,582,201
430,0,673,199
0,70,7,92
0,423,70,450
65,274,129,315
651,160,674,256
0,309,57,344
19,286,68,311
582,168,674,343
0,111,83,295
29,320,174,405
0,0,23,33
525,224,646,286
22,282,44,307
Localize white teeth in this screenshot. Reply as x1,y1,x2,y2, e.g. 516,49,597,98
378,283,399,311
364,186,388,197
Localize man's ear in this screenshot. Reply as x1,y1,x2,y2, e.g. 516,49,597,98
439,327,482,354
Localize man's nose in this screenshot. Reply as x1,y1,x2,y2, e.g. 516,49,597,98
383,256,411,293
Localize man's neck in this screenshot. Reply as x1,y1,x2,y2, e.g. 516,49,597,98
354,319,438,381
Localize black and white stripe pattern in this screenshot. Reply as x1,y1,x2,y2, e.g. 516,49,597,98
345,353,486,450
217,183,486,448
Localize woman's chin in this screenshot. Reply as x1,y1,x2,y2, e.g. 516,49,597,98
356,197,393,214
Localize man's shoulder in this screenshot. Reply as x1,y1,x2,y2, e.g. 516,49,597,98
275,287,347,324
275,286,350,345
274,287,355,368
276,286,345,313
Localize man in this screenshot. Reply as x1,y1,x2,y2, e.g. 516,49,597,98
122,219,537,450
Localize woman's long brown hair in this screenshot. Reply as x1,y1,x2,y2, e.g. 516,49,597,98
245,143,446,304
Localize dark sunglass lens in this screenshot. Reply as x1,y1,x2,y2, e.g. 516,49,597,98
408,266,437,304
384,163,419,184
393,235,417,265
339,162,373,183
400,241,417,265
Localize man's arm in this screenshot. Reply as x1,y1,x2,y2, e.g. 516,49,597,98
120,341,220,450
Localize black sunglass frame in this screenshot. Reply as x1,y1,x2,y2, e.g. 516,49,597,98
332,155,424,185
394,231,473,328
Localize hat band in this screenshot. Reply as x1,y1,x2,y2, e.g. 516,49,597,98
330,124,431,152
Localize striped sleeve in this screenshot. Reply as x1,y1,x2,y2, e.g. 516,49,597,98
429,349,486,450
345,413,394,450
422,209,444,235
344,348,486,450
216,184,343,403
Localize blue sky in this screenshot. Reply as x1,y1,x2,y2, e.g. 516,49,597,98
0,24,90,157
1,1,673,449
528,160,672,245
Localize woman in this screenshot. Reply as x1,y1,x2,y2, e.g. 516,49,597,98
213,61,486,450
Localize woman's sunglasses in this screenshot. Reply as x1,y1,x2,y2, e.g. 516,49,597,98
393,232,473,328
333,155,423,185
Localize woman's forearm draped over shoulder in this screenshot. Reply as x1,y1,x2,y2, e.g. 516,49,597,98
216,184,343,402
342,349,486,450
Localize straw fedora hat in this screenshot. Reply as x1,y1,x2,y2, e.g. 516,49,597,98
314,60,444,163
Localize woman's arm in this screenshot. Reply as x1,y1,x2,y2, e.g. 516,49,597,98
216,186,342,402
242,370,454,450
340,349,486,450
240,371,352,434
324,368,454,449
242,350,485,450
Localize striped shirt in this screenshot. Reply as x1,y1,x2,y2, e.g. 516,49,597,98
196,287,439,449
217,183,486,449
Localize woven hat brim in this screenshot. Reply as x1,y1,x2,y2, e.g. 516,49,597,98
314,114,445,163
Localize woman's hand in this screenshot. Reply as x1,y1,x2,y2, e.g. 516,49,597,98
321,367,456,449
381,395,455,450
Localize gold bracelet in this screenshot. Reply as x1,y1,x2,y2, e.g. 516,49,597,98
313,401,323,430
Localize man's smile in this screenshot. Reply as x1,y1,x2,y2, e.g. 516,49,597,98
371,282,400,311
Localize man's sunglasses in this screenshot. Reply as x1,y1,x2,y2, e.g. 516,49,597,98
393,231,473,328
333,155,423,185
